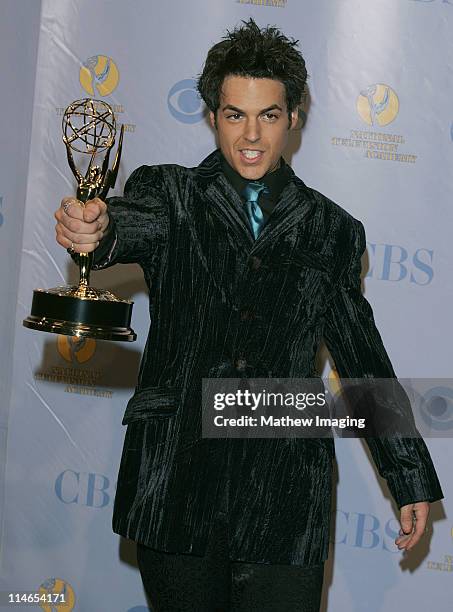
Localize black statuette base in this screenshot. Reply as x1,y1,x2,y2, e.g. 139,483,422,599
23,288,136,342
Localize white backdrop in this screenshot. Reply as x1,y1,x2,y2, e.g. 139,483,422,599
1,1,452,610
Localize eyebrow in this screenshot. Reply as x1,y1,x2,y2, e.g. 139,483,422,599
221,104,283,114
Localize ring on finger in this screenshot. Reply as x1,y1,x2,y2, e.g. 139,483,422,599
68,241,75,254
62,201,73,215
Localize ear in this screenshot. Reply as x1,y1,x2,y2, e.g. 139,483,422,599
209,111,217,130
289,107,299,130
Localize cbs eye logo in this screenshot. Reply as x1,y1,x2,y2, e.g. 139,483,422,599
167,79,206,124
418,386,453,433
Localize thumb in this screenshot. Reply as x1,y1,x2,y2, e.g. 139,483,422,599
400,504,414,535
83,200,102,223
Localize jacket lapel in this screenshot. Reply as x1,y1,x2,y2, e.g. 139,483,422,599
194,149,316,255
250,176,316,257
195,149,254,250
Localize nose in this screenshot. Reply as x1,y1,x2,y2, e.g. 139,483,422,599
243,118,260,143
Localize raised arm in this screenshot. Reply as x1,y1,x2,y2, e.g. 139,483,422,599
55,164,169,271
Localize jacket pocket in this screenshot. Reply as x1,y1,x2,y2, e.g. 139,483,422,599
122,385,181,424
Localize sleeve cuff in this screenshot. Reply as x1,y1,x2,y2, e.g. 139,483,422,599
91,214,117,269
385,463,444,509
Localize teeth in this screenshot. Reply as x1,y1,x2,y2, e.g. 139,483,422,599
242,150,261,159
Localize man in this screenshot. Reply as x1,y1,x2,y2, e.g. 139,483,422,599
54,19,443,612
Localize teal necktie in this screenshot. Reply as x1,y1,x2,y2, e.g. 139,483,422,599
242,182,268,239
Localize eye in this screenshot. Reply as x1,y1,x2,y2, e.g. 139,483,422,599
262,113,279,121
226,113,242,121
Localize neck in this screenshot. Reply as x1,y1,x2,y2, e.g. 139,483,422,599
267,158,281,174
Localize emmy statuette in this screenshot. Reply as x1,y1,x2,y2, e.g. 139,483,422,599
23,98,136,341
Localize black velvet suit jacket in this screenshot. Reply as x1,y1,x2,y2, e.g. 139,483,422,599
90,148,443,566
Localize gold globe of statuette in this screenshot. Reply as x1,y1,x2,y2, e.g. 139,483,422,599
63,99,115,155
23,98,136,341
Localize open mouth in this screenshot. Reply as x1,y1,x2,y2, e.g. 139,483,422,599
239,149,264,163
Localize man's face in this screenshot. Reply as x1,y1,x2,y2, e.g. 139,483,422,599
209,75,298,180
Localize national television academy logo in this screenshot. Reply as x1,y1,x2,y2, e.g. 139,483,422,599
57,335,96,364
356,84,399,127
332,82,417,163
79,55,120,96
38,578,75,611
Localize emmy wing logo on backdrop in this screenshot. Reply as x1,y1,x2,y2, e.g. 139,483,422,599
56,55,136,133
79,55,119,97
356,84,399,127
38,578,76,612
57,335,96,364
331,82,418,163
34,335,113,400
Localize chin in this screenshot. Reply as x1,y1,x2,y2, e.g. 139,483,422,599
237,167,264,180
235,159,271,180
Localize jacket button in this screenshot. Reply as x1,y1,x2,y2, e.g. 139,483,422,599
240,309,255,321
235,358,247,371
249,256,262,270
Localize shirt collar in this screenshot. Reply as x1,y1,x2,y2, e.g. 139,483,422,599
220,151,293,205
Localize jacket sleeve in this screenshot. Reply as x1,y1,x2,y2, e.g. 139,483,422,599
70,164,169,271
323,219,444,509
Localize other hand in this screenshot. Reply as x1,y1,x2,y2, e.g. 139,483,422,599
395,501,430,552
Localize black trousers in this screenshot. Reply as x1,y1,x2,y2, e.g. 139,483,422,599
136,510,324,612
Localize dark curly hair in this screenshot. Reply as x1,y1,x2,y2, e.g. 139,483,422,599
197,18,307,126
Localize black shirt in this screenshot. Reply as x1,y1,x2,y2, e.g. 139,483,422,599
220,152,293,223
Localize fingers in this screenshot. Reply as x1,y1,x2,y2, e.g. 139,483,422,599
395,502,430,552
55,231,99,253
55,224,104,245
395,504,414,550
56,197,107,225
399,504,414,536
404,512,428,551
56,197,84,222
56,214,103,236
55,197,108,252
83,197,108,224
